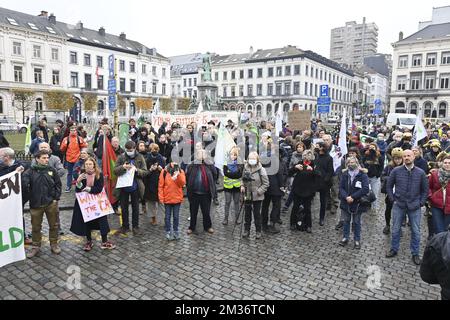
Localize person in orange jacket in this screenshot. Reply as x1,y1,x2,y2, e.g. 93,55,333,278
159,162,186,241
60,125,88,192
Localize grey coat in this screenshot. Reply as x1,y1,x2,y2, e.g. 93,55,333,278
32,155,65,178
242,163,269,202
289,151,303,171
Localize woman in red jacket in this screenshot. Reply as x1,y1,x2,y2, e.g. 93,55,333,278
428,154,450,234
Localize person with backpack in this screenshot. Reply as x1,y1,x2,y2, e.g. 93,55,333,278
60,125,88,192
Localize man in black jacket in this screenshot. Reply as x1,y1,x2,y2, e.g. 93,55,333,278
314,142,334,226
420,227,450,300
22,150,62,258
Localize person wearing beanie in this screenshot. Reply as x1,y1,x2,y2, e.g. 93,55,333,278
424,139,442,171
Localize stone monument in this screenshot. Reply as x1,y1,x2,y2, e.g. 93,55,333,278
195,52,221,111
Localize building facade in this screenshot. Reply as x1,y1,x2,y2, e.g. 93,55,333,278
390,23,450,119
170,53,203,102
210,46,355,120
330,18,378,68
0,7,170,122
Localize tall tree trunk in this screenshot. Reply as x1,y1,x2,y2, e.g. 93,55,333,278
22,103,25,124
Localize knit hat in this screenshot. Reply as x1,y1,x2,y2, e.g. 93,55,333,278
429,139,441,149
402,132,413,141
391,147,404,159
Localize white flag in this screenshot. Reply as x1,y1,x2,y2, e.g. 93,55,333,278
214,123,237,174
275,102,283,136
339,110,348,157
196,101,204,114
412,116,427,147
153,98,160,115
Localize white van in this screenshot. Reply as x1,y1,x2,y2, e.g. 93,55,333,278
386,113,417,130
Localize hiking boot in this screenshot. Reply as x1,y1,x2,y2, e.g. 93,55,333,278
383,225,390,235
50,244,61,255
268,225,280,234
100,241,116,250
242,230,250,238
26,247,40,259
255,232,262,239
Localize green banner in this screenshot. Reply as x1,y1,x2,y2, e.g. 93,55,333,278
119,123,130,149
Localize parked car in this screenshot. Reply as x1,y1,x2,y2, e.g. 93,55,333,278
0,119,27,133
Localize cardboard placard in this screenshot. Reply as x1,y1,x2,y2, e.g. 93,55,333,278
288,111,311,131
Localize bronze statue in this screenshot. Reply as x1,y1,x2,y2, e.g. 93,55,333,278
202,53,212,82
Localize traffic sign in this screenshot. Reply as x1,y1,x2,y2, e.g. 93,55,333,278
108,79,116,94
374,99,382,107
108,95,116,112
108,55,115,79
320,85,329,97
317,97,331,114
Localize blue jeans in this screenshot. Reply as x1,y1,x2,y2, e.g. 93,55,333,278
342,210,361,241
391,204,421,256
66,162,75,189
165,204,181,233
431,207,450,235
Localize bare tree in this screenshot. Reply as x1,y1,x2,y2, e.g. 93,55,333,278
11,89,36,123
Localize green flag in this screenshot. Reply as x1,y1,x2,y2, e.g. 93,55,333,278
119,123,130,149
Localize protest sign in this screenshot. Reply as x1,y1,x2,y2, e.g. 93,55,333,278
0,171,25,268
288,111,310,131
75,188,114,223
116,167,136,189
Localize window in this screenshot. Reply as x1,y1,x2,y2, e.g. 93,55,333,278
276,67,282,77
0,97,3,113
35,98,43,111
223,87,227,97
97,56,103,68
439,102,447,118
412,54,422,67
223,71,227,81
442,52,450,65
33,45,41,58
52,70,60,85
257,68,263,78
70,72,78,87
427,53,437,66
189,78,192,87
120,60,125,71
120,78,126,91
305,65,309,77
314,84,318,97
194,78,197,86
425,75,435,89
276,83,282,95
320,70,323,80
293,82,300,95
240,70,244,79
239,85,244,97
231,71,236,80
257,84,262,96
152,66,157,76
440,74,450,89
268,67,274,77
130,62,135,73
267,84,273,96
14,66,23,82
248,69,253,79
84,54,91,66
411,76,421,90
305,82,308,95
97,75,104,90
315,69,318,79
84,74,92,90
152,82,157,94
162,68,166,78
183,79,187,87
294,65,300,75
231,86,236,97
285,83,291,95
285,66,291,76
310,83,313,96
311,66,314,78
13,42,22,56
162,84,166,95
247,85,253,96
177,85,181,95
214,72,218,81
70,51,77,64
51,48,59,61
34,68,42,84
142,64,147,74
142,81,147,93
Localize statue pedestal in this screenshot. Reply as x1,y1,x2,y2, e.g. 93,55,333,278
197,82,219,111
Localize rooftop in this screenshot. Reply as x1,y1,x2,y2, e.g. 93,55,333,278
397,22,450,44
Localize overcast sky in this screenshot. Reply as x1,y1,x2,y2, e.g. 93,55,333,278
2,0,449,58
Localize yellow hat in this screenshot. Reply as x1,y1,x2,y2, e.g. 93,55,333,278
391,147,404,159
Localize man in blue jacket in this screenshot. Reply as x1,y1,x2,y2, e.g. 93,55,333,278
386,149,429,265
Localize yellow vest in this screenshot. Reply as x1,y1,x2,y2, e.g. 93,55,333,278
224,175,241,189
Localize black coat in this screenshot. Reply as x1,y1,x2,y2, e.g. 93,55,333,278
420,230,450,300
263,161,287,196
289,162,319,198
50,133,63,159
157,142,173,163
314,153,334,191
70,175,110,237
143,153,166,201
362,154,384,178
22,165,62,208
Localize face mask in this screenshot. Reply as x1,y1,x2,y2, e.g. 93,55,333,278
126,151,135,157
248,159,257,166
348,164,358,171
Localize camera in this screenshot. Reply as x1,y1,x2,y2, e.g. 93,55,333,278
242,170,254,182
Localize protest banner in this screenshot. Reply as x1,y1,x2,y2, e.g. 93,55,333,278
0,171,25,268
288,111,310,131
75,188,115,223
151,112,239,130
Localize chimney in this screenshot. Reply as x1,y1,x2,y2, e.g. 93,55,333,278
99,27,105,36
48,13,56,24
399,31,404,41
38,11,48,17
249,46,254,56
120,32,126,41
76,21,83,30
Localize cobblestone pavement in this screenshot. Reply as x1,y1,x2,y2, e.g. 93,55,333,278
1,191,441,300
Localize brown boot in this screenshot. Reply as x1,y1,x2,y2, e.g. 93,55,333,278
151,217,157,226
51,244,61,255
26,247,40,258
